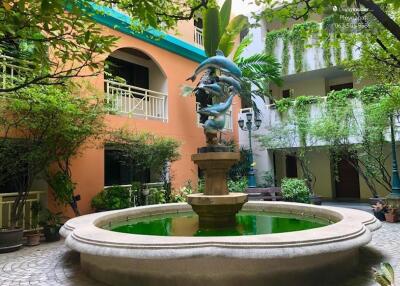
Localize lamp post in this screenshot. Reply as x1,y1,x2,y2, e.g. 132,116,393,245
238,112,261,188
388,114,400,199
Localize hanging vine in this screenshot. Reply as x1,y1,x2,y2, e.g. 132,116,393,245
289,22,319,73
265,16,358,73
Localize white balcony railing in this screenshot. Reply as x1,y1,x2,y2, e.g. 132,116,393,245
105,80,168,122
196,102,233,131
0,191,46,230
1,54,31,90
239,97,374,149
194,27,203,47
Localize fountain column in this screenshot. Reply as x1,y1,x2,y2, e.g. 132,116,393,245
188,151,248,229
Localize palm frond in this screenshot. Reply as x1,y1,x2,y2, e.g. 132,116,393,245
233,35,253,62
237,53,282,86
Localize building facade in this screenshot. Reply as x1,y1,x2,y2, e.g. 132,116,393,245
0,4,241,223
239,16,398,201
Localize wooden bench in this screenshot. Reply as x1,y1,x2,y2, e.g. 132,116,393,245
245,187,283,201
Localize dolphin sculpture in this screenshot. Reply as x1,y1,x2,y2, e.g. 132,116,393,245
195,83,226,98
203,114,226,133
217,75,241,92
186,50,242,82
198,94,234,117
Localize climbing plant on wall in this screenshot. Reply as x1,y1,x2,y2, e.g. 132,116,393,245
289,22,319,73
259,85,400,198
265,19,351,75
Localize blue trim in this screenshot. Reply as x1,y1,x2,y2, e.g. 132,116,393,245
86,3,207,63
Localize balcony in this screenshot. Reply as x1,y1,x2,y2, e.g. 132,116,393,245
266,21,359,76
105,80,168,121
0,54,31,90
194,27,203,47
239,97,366,149
196,102,233,131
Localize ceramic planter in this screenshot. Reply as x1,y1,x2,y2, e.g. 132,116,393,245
0,228,23,253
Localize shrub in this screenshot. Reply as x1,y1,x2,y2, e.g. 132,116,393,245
227,177,247,193
148,188,167,205
91,186,130,211
281,178,310,203
170,186,193,202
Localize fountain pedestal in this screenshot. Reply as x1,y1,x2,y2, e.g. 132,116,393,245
187,152,248,228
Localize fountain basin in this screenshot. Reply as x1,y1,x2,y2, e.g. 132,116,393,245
61,202,381,286
188,193,247,228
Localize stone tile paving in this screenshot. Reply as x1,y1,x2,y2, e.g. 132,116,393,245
0,222,399,286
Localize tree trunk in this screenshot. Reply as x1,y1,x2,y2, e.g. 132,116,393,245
358,0,400,42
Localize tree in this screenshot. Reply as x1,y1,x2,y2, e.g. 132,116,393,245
258,96,320,194
258,0,400,84
202,0,249,57
191,0,281,111
0,0,215,92
233,35,282,107
106,128,181,183
44,83,106,216
0,84,105,227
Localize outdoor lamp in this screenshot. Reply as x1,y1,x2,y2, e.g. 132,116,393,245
246,112,253,122
238,111,262,188
255,118,262,128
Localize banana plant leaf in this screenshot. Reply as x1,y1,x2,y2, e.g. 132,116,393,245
203,7,221,57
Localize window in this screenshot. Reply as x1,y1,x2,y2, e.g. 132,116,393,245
282,89,293,98
104,149,150,186
329,83,353,91
194,16,203,29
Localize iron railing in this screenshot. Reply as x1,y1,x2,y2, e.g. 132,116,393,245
105,80,168,121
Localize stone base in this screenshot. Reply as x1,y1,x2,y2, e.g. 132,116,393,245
81,249,360,286
187,193,248,228
198,146,231,153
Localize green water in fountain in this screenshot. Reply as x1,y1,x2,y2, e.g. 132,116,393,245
108,212,328,236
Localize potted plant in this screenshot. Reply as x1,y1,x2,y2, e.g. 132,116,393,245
39,209,63,242
25,201,42,246
384,206,398,223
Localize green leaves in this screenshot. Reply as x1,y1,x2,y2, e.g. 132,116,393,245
281,178,310,203
233,34,252,62
203,7,221,57
218,15,249,56
202,0,248,57
107,128,181,174
374,263,395,286
219,0,232,36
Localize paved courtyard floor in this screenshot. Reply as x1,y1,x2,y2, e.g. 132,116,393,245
0,217,399,285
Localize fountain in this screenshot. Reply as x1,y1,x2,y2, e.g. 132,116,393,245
60,51,381,286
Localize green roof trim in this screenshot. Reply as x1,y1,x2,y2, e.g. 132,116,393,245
87,3,207,63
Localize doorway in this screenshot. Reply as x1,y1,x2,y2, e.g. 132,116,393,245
334,156,360,199
285,155,298,178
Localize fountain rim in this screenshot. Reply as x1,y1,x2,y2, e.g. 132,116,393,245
61,201,380,260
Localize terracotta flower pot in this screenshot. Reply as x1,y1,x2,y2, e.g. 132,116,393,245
385,212,398,223
25,232,41,246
